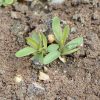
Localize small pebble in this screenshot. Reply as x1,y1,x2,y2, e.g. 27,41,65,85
72,14,80,20
79,17,85,24
49,0,65,4
43,66,48,73
27,82,45,95
39,71,50,81
67,96,75,100
11,11,21,19
14,75,23,83
14,3,28,13
82,0,90,4
59,56,66,63
48,34,55,43
32,60,43,70
72,14,85,24
71,27,77,33
32,59,43,66
92,11,99,20
71,0,81,6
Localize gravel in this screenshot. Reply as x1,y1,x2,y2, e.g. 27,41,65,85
70,27,77,33
92,11,99,20
71,0,81,6
49,0,65,4
27,82,45,96
13,3,28,13
11,11,21,19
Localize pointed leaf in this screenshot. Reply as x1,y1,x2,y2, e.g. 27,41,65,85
3,0,14,5
62,48,79,55
42,34,47,48
43,51,60,64
61,25,70,45
38,33,43,48
39,33,42,41
65,37,83,50
47,44,59,52
52,17,62,42
32,32,39,44
26,37,38,49
15,47,36,57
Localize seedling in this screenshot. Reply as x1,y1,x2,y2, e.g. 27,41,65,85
15,32,60,64
0,0,14,6
51,16,83,56
15,33,48,64
15,17,83,65
36,17,83,64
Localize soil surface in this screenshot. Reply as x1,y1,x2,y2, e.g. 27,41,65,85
0,0,100,100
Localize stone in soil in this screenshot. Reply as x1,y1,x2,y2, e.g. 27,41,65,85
91,10,99,20
71,0,81,6
72,0,91,6
32,59,44,70
13,3,28,13
70,27,77,33
81,0,90,4
72,13,85,24
11,11,22,19
39,71,50,81
11,21,26,45
85,32,100,58
49,0,65,4
67,96,76,100
72,14,80,21
27,82,45,96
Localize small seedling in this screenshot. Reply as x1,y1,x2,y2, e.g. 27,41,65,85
43,17,83,64
15,17,83,65
15,32,60,64
15,33,48,64
51,16,83,56
0,0,14,6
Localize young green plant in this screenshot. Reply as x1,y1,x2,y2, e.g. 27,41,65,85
51,16,83,56
15,33,48,64
15,17,83,65
15,32,60,65
0,0,14,6
42,17,83,64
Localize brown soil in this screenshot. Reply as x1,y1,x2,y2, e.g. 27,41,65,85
0,0,100,100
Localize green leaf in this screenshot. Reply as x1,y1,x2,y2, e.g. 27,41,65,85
32,32,39,44
62,48,79,55
39,33,42,41
3,0,14,5
38,53,44,64
0,0,3,5
61,25,70,45
15,47,36,57
26,37,38,49
43,51,60,64
47,44,59,52
42,34,47,48
52,17,62,42
38,33,43,48
65,37,83,50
